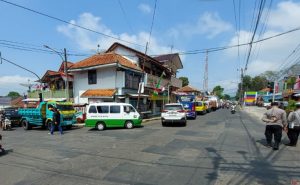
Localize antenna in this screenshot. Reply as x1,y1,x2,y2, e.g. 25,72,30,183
97,44,100,54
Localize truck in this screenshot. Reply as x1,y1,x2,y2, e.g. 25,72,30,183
176,95,197,119
18,101,77,130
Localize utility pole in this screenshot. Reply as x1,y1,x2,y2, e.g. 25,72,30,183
136,42,148,112
240,68,244,106
64,48,69,101
203,50,208,92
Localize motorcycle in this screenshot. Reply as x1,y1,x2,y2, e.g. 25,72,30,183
1,116,11,131
231,105,236,114
0,134,5,154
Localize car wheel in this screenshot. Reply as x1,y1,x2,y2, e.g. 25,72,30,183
182,121,187,127
66,125,72,130
125,121,134,129
96,122,105,131
23,120,32,130
162,122,166,127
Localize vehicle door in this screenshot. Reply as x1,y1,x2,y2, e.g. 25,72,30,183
108,105,122,127
95,105,109,125
123,105,138,122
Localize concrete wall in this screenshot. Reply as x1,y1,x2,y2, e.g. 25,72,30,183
73,66,125,104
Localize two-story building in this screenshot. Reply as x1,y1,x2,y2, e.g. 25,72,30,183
70,42,183,115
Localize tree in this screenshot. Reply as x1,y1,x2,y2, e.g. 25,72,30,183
223,94,231,100
252,75,268,91
212,85,224,98
7,91,20,98
179,77,189,87
261,71,279,81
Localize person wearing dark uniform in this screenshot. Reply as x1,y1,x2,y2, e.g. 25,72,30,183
286,102,300,146
49,107,63,135
262,101,287,150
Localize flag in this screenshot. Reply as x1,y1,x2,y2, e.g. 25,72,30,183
138,82,144,93
153,71,166,96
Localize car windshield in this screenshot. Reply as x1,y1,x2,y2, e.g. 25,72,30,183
57,104,75,111
164,105,183,111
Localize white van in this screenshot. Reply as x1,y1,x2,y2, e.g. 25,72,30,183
85,103,142,130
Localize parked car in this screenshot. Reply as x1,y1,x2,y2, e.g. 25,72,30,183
161,103,187,127
195,101,207,115
85,102,142,131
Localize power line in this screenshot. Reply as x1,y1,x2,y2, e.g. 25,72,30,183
0,0,145,48
148,0,158,48
1,25,300,59
244,0,266,71
117,0,134,33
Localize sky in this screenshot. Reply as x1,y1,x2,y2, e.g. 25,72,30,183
1,0,300,96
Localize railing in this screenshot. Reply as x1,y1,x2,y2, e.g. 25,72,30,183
28,90,73,99
144,74,182,88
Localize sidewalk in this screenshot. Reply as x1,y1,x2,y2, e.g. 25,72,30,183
242,106,266,122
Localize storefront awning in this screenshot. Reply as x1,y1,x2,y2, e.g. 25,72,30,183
128,94,149,97
81,89,116,98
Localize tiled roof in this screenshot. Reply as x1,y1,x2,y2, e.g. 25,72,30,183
81,89,116,97
154,53,178,62
70,53,142,71
177,85,201,92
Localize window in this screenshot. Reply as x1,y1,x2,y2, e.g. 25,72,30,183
96,106,109,113
125,72,141,89
110,106,120,113
89,106,97,113
124,105,136,113
88,70,97,84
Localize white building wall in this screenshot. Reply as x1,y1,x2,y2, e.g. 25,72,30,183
73,66,125,104
113,47,139,65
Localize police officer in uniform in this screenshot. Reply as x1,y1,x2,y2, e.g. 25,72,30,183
286,102,300,146
262,101,287,150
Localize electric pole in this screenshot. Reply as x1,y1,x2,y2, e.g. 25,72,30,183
64,48,69,101
203,50,208,92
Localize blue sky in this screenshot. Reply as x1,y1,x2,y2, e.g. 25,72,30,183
1,0,300,96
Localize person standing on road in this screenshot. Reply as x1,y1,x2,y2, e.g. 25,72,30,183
262,101,287,150
49,107,63,135
286,102,300,146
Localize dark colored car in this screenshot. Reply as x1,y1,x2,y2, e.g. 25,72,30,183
2,107,22,127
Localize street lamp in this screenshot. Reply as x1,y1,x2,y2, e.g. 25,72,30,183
0,52,43,101
43,45,69,101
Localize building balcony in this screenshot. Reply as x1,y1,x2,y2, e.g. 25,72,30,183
28,89,73,99
144,73,182,88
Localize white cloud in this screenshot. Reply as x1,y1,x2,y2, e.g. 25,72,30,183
57,13,176,55
170,12,232,39
138,3,152,14
0,75,36,96
224,1,300,76
266,1,300,30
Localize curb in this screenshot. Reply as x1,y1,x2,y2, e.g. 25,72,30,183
142,117,161,123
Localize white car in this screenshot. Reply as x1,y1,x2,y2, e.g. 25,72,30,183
161,103,187,126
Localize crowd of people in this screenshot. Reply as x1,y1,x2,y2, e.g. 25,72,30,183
262,101,300,150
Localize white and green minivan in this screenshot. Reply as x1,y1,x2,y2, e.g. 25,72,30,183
85,103,142,131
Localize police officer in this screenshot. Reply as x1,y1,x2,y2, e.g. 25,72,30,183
286,102,300,146
262,101,287,150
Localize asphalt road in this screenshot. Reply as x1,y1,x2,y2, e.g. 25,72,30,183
0,108,299,185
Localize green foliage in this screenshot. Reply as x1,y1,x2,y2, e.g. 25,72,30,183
179,77,189,87
212,85,224,98
286,100,297,113
223,94,231,100
7,91,20,98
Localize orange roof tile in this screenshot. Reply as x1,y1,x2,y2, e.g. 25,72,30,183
70,53,142,71
177,85,201,92
81,89,116,97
